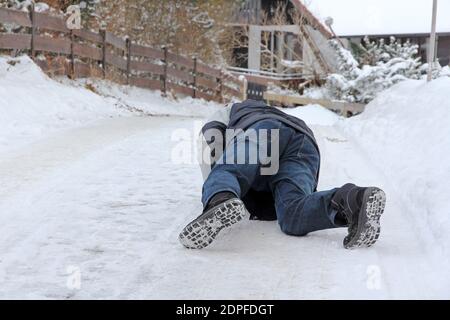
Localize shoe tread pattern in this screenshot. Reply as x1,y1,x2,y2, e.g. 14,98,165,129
179,199,249,249
345,188,386,249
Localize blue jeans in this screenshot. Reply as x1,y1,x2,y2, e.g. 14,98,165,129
202,119,343,236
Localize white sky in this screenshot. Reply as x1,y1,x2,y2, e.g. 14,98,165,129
307,0,450,36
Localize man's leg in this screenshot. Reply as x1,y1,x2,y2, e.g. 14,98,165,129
271,130,386,249
270,131,344,236
180,119,282,249
201,119,282,208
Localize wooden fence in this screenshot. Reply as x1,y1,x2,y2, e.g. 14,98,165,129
0,6,243,103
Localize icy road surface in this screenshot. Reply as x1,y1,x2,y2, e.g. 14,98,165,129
0,116,448,299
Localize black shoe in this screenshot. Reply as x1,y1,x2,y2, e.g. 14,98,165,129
332,184,386,249
179,192,249,249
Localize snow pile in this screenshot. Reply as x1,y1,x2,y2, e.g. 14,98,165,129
282,104,341,126
73,79,222,118
303,86,329,100
0,55,222,153
0,55,125,152
341,78,450,253
441,66,450,77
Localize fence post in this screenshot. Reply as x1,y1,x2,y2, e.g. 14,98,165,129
101,29,106,79
69,30,75,79
241,76,248,101
217,71,223,103
126,37,131,85
192,56,197,99
29,2,36,58
161,46,168,96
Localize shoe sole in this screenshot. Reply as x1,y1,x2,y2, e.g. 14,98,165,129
344,188,386,249
179,199,249,250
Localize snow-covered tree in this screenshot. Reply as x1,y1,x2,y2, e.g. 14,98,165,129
326,38,427,103
356,36,387,66
357,36,422,71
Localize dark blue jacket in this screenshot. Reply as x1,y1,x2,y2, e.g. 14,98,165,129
228,100,319,155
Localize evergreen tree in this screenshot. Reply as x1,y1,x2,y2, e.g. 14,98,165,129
326,38,431,103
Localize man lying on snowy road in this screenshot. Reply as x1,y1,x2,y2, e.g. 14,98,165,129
179,99,386,250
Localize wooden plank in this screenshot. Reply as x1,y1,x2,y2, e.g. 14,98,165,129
167,51,194,69
129,60,164,75
196,62,221,78
105,69,127,85
55,57,70,75
34,35,71,54
73,29,103,43
105,32,126,50
34,12,68,33
196,90,217,102
300,24,331,74
223,85,241,98
166,66,194,83
263,93,366,114
129,43,164,60
89,63,103,78
35,57,69,76
196,75,218,91
73,61,102,79
223,74,241,87
34,59,49,72
239,74,280,86
73,61,90,78
73,43,102,61
167,82,194,97
0,7,32,27
105,51,127,70
0,33,31,50
129,77,162,91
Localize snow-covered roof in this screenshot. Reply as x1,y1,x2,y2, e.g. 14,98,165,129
308,0,450,37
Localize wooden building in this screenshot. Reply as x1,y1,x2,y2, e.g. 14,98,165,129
230,0,336,81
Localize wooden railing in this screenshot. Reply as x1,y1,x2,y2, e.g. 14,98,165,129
0,7,243,103
263,92,365,117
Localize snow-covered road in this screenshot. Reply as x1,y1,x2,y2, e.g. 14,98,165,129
0,115,448,299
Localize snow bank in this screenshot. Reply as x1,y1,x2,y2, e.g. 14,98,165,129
0,55,221,153
282,104,341,126
341,78,450,253
70,78,222,118
0,55,125,152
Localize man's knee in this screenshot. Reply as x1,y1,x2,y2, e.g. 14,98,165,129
278,205,309,237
